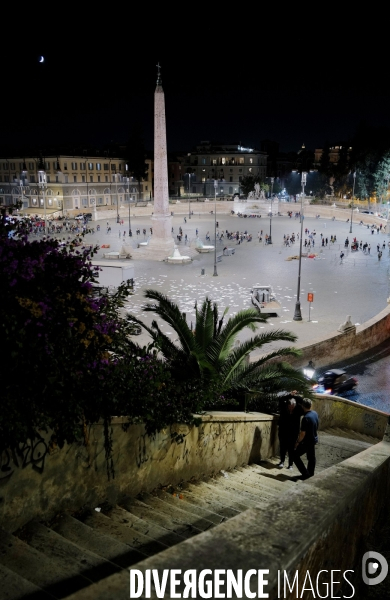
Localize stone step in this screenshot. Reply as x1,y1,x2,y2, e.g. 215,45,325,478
134,491,216,531
17,520,120,584
231,466,295,492
121,497,203,540
101,505,185,548
3,430,376,600
0,562,54,600
241,462,298,483
80,510,170,556
184,479,255,512
188,479,258,509
50,513,147,568
0,527,91,599
319,432,373,453
205,474,275,505
109,499,186,547
323,427,378,444
145,488,226,525
166,484,241,519
227,466,288,492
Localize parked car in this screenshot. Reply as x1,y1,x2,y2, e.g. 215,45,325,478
313,368,358,396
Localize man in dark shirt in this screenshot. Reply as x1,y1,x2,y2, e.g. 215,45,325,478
293,397,319,479
277,395,304,470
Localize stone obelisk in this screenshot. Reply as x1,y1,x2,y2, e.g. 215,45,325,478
140,64,174,259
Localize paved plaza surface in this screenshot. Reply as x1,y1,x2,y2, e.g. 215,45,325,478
81,210,390,352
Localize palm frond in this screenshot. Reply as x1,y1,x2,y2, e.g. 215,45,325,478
229,362,312,396
212,328,299,381
141,289,197,355
194,298,216,350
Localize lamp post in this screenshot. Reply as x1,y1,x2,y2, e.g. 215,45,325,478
115,173,120,224
303,361,316,380
127,173,132,236
349,171,356,234
293,172,307,321
213,179,218,276
269,177,274,244
19,162,27,210
188,172,191,219
38,160,48,235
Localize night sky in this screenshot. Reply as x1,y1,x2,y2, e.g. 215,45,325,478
3,11,389,156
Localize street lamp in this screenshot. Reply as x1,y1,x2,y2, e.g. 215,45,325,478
350,171,356,234
303,360,316,380
19,162,27,210
269,177,274,244
115,173,120,223
126,175,132,237
38,160,48,235
213,179,218,276
293,172,307,321
188,173,193,219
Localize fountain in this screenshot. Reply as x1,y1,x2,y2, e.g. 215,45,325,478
167,245,192,264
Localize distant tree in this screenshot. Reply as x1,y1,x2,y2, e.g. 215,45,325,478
373,151,390,204
354,153,377,206
126,125,148,200
307,171,331,199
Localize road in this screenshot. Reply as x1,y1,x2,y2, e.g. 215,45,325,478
320,340,390,413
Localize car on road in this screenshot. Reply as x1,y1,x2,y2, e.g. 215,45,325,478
312,368,358,396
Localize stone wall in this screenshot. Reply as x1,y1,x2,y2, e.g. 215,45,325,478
262,304,390,370
0,413,277,533
312,394,388,438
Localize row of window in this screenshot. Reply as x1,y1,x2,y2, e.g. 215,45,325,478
0,174,133,184
65,162,122,172
196,157,265,166
0,161,124,172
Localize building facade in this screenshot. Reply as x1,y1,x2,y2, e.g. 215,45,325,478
0,155,153,214
314,145,352,166
179,141,268,197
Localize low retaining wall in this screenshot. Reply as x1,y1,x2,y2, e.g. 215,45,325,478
313,394,389,438
262,304,390,370
0,413,277,533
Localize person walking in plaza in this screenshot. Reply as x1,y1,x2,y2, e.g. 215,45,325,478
293,398,319,480
277,396,303,471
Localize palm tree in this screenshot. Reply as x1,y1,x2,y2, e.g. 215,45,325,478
127,289,312,408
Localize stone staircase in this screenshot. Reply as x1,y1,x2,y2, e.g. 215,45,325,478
0,429,379,600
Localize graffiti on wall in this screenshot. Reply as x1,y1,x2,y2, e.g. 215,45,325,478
0,433,57,481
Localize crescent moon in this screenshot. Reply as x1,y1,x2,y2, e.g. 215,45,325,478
39,56,44,63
